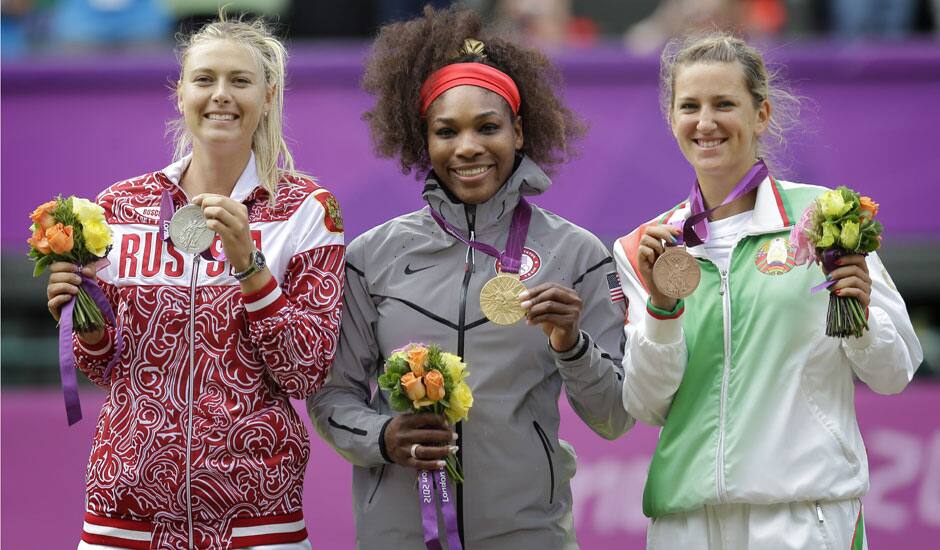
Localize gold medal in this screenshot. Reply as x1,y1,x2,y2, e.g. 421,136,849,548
652,246,701,299
479,273,526,325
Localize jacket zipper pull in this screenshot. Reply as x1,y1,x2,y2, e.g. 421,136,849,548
465,230,475,273
815,501,824,523
719,270,728,296
465,203,476,274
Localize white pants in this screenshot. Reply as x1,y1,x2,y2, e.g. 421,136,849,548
78,539,313,550
648,499,867,550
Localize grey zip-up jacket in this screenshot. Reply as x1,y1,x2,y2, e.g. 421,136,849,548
308,157,634,549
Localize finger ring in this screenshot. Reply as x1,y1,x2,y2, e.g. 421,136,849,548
409,443,420,459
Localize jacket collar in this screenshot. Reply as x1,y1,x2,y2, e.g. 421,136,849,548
422,155,550,233
664,175,793,237
157,151,261,204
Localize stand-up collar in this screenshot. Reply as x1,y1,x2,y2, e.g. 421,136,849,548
158,151,261,203
422,155,551,233
664,175,793,234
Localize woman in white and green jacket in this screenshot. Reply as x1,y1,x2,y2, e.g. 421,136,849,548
614,34,923,550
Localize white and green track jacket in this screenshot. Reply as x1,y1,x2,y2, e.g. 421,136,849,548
613,176,923,519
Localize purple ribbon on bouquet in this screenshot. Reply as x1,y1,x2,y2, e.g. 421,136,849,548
419,468,462,550
58,265,123,425
429,198,531,274
159,189,225,262
677,160,769,247
809,249,867,294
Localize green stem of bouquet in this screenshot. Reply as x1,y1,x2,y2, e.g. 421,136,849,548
73,287,105,334
433,402,464,484
826,294,868,339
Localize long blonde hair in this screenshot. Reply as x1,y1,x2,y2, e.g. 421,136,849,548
169,14,297,203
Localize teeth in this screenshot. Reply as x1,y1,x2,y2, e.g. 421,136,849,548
697,139,723,148
454,166,488,177
207,113,236,121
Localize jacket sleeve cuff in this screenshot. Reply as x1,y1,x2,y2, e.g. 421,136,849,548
75,329,113,356
378,417,394,463
550,331,589,362
643,298,684,345
242,276,287,322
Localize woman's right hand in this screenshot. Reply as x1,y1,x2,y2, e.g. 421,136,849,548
383,413,457,470
46,262,104,344
637,224,684,312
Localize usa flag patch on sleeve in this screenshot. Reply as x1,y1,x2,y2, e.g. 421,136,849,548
606,271,624,303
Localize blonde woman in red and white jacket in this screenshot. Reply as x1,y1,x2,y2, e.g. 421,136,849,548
43,15,344,550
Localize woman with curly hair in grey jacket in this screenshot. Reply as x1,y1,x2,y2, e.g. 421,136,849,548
308,5,634,549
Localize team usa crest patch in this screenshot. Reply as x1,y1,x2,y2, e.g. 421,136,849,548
754,237,797,275
495,247,541,281
313,191,344,233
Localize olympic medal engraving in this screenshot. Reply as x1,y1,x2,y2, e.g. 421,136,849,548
169,204,214,254
479,273,527,325
652,246,701,299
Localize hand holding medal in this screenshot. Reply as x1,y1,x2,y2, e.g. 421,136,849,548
637,224,696,309
191,194,255,273
161,190,261,281
519,283,583,353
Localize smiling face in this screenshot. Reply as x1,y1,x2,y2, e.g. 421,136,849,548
426,85,523,205
670,61,770,185
177,39,272,155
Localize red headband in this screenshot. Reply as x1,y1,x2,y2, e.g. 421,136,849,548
419,62,521,116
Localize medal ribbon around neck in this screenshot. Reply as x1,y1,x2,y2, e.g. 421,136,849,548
159,189,225,261
680,160,768,246
429,198,532,273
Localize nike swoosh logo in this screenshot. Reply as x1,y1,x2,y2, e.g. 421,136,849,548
404,263,436,275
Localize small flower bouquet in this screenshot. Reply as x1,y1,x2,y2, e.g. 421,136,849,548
28,196,113,332
378,343,473,483
789,186,882,338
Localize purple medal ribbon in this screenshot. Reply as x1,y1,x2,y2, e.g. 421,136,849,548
159,190,225,262
58,264,123,425
429,198,532,274
418,469,462,550
679,160,769,247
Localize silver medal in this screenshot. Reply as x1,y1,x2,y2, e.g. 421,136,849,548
168,204,214,254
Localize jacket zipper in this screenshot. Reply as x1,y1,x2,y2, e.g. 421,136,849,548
457,205,476,357
533,421,556,504
712,226,790,501
455,205,475,545
186,256,200,549
715,267,731,502
367,464,386,504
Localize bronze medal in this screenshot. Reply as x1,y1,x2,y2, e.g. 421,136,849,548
479,273,527,325
652,246,701,299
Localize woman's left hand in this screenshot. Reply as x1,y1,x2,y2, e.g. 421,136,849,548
192,194,254,272
520,282,582,353
825,254,872,308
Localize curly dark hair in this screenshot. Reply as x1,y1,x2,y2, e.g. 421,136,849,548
362,4,586,176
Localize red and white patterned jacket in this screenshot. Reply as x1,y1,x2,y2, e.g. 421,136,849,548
74,154,344,549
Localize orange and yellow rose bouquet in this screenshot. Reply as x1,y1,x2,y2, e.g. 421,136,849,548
378,343,473,483
28,196,113,332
